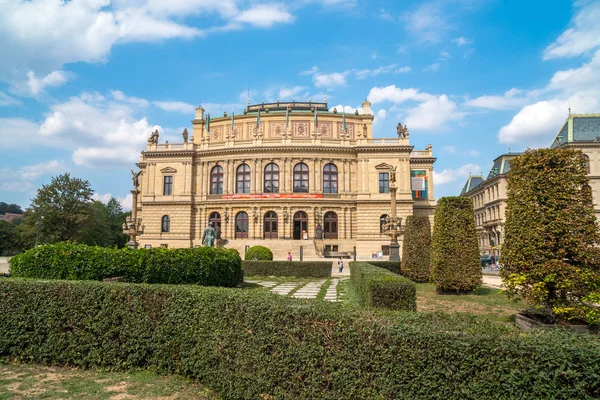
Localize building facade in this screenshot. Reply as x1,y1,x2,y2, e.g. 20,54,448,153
551,113,600,221
132,100,436,259
460,153,521,257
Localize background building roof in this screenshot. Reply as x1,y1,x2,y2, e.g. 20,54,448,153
551,114,600,148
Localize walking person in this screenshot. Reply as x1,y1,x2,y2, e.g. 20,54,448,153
338,257,344,273
287,251,292,262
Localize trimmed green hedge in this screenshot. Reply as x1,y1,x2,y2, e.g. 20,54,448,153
431,197,482,292
401,215,432,282
244,245,273,261
365,261,401,275
9,243,241,287
2,279,600,399
350,262,416,310
243,261,332,277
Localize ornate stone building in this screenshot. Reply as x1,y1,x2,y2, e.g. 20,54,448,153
551,113,600,221
460,153,521,257
132,100,436,259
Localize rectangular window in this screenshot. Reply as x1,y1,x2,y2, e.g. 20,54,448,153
163,176,173,195
379,173,389,193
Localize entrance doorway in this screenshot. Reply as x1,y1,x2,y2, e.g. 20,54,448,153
293,211,308,240
324,211,338,239
263,211,278,239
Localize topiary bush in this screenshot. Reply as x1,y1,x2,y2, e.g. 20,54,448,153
401,215,431,282
431,196,482,292
365,261,401,275
2,279,600,399
243,261,331,277
350,262,416,310
8,243,241,287
501,149,600,324
244,245,273,261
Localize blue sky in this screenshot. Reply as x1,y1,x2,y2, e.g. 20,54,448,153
1,0,600,210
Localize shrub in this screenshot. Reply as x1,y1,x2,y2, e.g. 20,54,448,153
501,149,600,324
350,262,416,310
401,215,431,282
8,243,241,287
2,279,600,399
244,245,273,261
243,261,331,278
431,197,482,292
365,261,401,275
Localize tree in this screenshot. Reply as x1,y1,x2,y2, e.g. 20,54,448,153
0,220,20,255
401,215,431,282
23,173,94,244
431,196,482,292
0,202,23,215
501,149,600,324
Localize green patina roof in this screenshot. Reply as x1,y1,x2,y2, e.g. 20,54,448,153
551,113,600,148
460,175,484,195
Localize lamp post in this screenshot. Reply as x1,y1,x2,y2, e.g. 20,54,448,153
383,166,403,261
35,215,44,247
123,170,144,249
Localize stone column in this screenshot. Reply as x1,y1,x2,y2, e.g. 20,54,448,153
223,161,229,195
389,184,400,261
357,159,362,193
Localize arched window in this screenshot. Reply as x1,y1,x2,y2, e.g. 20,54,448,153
583,154,590,174
264,163,279,193
236,164,251,194
209,212,221,230
324,211,338,239
210,165,223,194
263,211,278,239
380,214,389,233
235,212,249,238
293,162,309,193
161,215,170,233
323,163,338,194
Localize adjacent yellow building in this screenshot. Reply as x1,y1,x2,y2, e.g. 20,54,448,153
131,100,436,259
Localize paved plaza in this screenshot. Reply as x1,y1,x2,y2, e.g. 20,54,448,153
248,278,348,302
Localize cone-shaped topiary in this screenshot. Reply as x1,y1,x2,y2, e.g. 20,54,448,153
501,148,600,324
244,245,273,261
431,196,482,292
401,215,431,282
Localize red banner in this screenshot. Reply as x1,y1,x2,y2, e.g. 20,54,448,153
221,193,324,200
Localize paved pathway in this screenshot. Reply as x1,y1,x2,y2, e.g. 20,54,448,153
482,275,503,289
249,278,347,302
0,257,9,275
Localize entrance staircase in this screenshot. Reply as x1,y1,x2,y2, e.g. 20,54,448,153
225,239,320,260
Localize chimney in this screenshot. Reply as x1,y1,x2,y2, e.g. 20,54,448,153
361,99,371,115
195,106,205,120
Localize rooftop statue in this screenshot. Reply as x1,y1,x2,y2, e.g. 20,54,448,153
182,128,189,143
130,169,142,189
147,129,159,144
397,123,409,139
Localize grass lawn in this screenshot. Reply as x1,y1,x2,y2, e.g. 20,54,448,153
0,361,219,400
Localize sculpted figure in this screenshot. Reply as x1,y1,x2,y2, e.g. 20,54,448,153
315,223,324,239
389,166,397,184
362,124,367,137
397,123,409,139
131,170,142,189
202,222,216,247
182,128,189,143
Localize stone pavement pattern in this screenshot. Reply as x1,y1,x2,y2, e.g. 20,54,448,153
249,278,347,302
0,257,9,274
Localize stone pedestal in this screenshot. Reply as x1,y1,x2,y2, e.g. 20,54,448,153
389,242,400,261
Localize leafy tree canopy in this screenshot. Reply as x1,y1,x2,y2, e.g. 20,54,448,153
0,202,23,215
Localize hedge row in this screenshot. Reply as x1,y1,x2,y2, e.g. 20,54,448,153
244,245,273,261
9,243,241,287
401,215,431,282
364,260,401,275
243,261,332,277
350,262,416,310
1,279,599,399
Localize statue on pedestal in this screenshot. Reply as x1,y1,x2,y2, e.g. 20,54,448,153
202,222,216,247
397,123,409,139
147,129,159,144
389,166,397,185
130,170,142,189
315,223,323,239
182,128,189,143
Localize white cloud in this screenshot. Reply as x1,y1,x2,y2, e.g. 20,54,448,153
111,90,150,107
452,36,471,46
374,109,387,124
543,1,600,60
395,66,411,74
467,150,481,157
463,88,529,110
233,3,294,28
329,104,368,115
26,70,69,96
423,62,440,72
379,8,393,21
0,91,20,106
433,163,481,186
300,66,319,75
547,49,600,94
404,94,463,130
368,85,435,104
1,117,44,148
0,160,66,193
313,72,347,88
93,191,133,211
278,86,306,99
498,100,567,145
152,101,195,113
401,2,447,43
439,50,451,60
443,145,456,153
354,64,397,80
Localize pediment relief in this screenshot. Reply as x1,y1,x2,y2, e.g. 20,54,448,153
160,167,178,173
375,163,393,170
